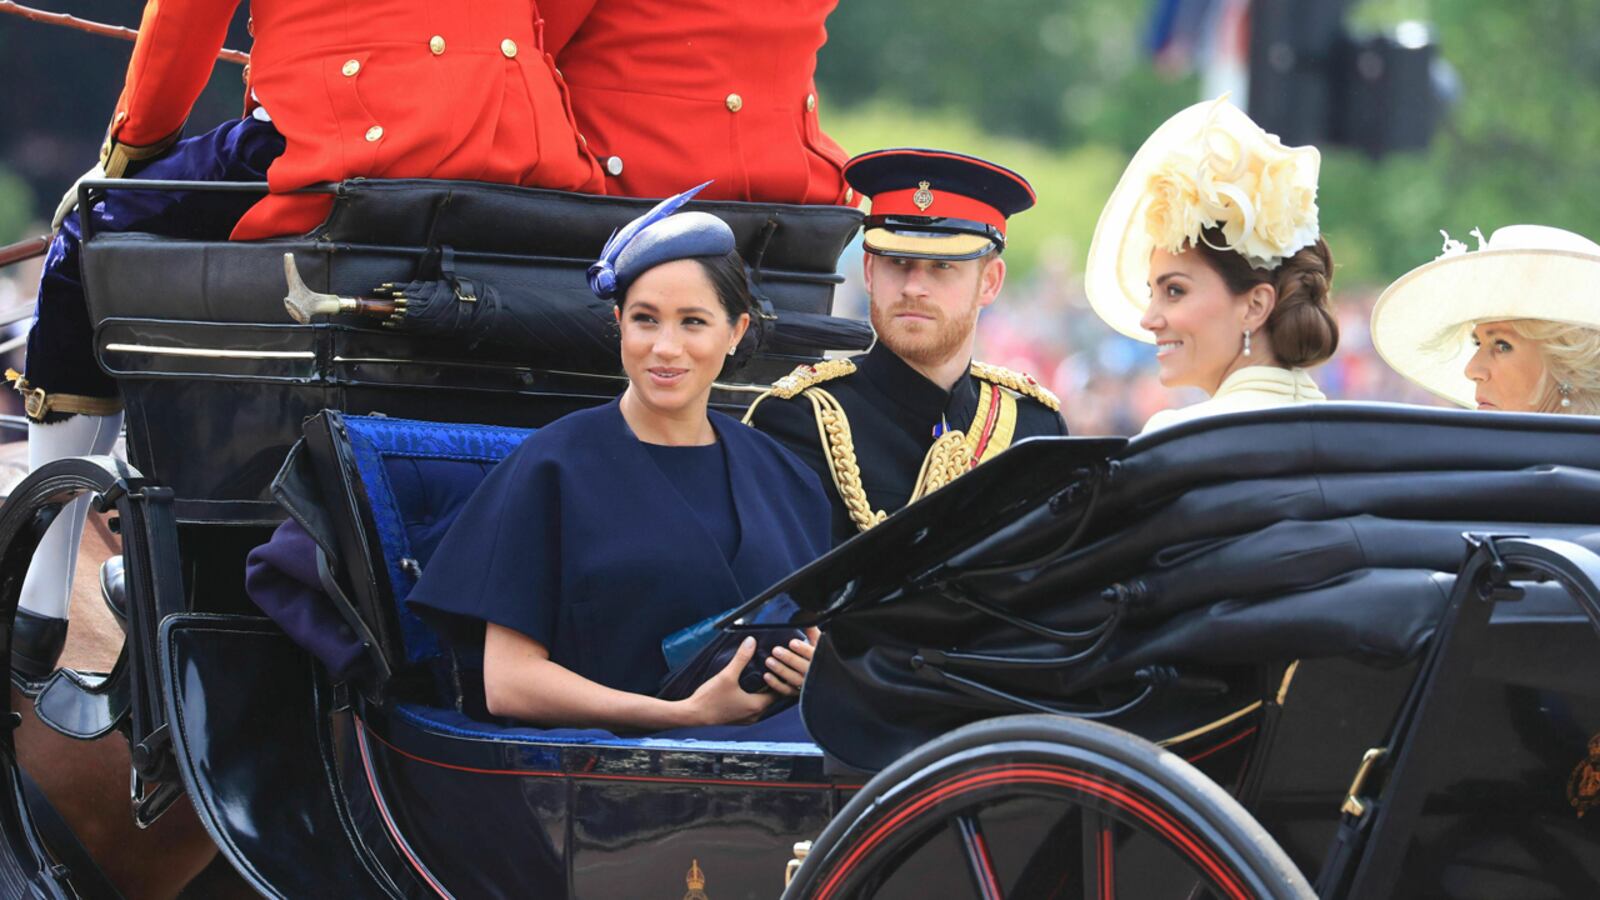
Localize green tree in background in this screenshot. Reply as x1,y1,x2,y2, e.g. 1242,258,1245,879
819,0,1196,151
1323,0,1600,281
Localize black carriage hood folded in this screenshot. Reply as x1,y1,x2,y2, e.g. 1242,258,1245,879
82,178,866,373
316,179,863,272
766,403,1600,771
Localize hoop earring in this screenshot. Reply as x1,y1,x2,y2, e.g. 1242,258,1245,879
1560,382,1574,408
1242,329,1252,358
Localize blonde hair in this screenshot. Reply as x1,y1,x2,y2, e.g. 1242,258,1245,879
1507,319,1600,415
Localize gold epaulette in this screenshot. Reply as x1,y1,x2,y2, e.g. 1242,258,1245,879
767,358,858,400
971,361,1060,412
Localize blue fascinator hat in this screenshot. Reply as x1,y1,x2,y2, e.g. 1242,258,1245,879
587,182,737,301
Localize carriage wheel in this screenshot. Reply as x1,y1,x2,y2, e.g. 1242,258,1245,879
785,715,1311,900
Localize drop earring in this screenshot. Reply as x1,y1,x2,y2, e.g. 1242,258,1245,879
1242,329,1252,358
1560,382,1573,408
727,346,738,357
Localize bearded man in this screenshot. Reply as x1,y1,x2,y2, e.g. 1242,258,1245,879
746,148,1067,544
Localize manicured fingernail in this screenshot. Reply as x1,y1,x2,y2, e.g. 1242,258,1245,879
742,637,755,649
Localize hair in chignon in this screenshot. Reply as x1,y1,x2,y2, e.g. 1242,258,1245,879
1190,227,1339,368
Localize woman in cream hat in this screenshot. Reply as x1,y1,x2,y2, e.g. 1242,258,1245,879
1086,97,1339,433
1370,224,1600,415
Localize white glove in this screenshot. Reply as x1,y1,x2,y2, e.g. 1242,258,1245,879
52,161,107,232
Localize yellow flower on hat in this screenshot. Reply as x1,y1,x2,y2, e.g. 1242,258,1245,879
1086,96,1324,343
1141,98,1320,271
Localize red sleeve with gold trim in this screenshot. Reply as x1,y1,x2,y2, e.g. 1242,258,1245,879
110,0,243,149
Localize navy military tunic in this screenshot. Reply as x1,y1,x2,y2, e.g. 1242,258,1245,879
747,343,1069,544
407,399,830,699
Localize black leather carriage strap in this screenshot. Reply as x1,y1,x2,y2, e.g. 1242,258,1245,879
17,769,124,900
1314,536,1519,899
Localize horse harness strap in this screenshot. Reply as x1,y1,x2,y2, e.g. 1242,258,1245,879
746,359,1040,534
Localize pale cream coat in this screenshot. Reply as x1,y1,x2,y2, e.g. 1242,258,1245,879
1142,366,1326,434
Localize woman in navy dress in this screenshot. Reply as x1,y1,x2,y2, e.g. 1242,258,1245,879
407,186,831,734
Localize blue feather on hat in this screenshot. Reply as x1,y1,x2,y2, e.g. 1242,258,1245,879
587,181,718,300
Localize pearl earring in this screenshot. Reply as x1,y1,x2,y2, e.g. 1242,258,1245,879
1242,329,1252,357
1560,382,1574,408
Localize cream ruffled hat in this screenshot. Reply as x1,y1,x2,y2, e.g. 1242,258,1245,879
1086,97,1322,343
1370,224,1600,407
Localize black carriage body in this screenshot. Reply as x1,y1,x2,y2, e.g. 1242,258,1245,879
155,405,1266,899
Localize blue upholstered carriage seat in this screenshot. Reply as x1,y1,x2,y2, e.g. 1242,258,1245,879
337,413,820,751
340,414,533,668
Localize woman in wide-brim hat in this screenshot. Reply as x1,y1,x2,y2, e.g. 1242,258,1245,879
1085,97,1340,433
1370,224,1600,415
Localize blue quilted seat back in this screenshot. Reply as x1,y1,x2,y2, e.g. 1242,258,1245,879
340,415,533,664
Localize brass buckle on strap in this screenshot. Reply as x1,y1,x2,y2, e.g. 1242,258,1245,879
4,368,45,420
1341,747,1390,817
5,369,122,421
22,386,47,421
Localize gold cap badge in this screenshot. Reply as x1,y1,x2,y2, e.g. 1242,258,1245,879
913,180,934,212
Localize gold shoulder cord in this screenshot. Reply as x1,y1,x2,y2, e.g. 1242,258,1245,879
743,359,1051,535
743,359,886,533
805,386,889,533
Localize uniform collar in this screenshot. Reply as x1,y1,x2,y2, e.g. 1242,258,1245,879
856,342,978,427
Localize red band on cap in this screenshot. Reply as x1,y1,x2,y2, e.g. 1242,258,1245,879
871,189,1007,236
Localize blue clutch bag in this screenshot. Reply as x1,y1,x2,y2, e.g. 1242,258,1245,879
656,596,805,700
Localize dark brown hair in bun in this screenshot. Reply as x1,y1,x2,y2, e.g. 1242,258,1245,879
1191,226,1338,368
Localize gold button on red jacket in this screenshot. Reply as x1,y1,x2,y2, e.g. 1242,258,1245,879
108,0,607,241
544,0,850,205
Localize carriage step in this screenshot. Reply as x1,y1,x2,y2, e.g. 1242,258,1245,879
33,664,128,741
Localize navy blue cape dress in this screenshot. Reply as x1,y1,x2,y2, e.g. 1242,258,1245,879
406,399,830,707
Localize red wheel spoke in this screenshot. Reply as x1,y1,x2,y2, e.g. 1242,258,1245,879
954,813,1004,900
1080,808,1115,900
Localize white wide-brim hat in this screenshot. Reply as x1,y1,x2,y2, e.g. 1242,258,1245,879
1085,98,1321,343
1370,224,1600,407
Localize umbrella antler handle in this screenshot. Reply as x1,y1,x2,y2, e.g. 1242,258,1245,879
281,253,398,324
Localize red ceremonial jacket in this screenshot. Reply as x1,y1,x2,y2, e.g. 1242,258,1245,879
110,0,607,241
542,0,851,205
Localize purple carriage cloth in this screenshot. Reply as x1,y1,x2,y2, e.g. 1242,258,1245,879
245,519,367,680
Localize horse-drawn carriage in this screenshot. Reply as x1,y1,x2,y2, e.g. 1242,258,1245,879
2,177,1599,899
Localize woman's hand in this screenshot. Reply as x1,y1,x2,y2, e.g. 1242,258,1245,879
682,637,775,726
763,627,821,697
